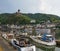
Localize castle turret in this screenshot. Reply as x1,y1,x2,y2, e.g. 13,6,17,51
16,9,21,16
18,9,20,13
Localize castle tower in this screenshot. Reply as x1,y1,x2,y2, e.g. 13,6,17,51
16,9,21,16
18,9,20,13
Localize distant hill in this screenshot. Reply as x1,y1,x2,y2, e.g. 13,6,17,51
0,13,31,25
23,13,60,24
0,13,60,24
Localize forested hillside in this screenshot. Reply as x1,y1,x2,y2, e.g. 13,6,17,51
23,13,60,23
0,13,60,25
0,13,31,24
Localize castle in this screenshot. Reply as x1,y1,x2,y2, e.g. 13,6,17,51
16,9,21,16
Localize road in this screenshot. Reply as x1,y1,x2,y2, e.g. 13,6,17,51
0,36,17,51
0,46,3,51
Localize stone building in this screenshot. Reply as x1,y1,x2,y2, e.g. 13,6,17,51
16,9,21,16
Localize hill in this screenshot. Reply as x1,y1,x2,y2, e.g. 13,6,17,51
0,13,60,24
23,13,60,24
0,13,31,25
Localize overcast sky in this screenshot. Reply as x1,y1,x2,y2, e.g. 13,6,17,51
0,0,60,16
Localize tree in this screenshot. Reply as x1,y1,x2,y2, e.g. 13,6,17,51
0,13,31,25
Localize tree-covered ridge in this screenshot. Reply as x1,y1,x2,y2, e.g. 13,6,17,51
0,13,31,25
0,13,60,25
23,13,60,23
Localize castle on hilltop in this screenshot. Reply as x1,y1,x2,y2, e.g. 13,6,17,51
16,9,21,16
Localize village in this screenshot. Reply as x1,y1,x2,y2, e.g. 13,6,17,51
0,21,59,51
0,10,60,51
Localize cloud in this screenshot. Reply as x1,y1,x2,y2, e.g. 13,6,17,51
38,0,60,16
0,0,60,16
39,0,52,12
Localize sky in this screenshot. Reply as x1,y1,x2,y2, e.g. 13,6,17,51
0,0,60,16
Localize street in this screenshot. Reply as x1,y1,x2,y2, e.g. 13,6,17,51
0,46,3,51
0,36,17,51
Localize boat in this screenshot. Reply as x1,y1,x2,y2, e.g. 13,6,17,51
10,36,36,51
2,33,15,41
30,34,56,46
